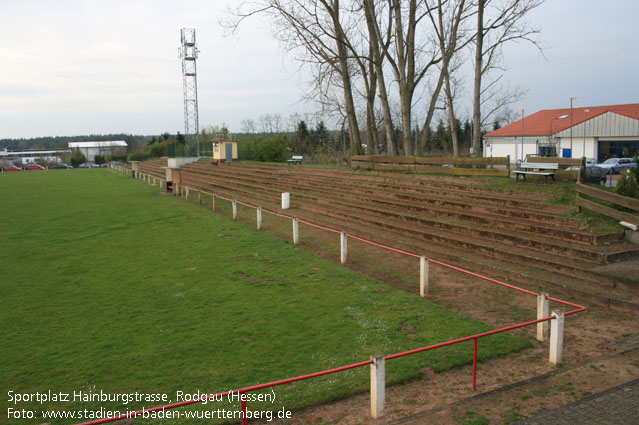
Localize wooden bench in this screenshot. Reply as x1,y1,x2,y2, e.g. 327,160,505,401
288,155,303,165
514,162,558,183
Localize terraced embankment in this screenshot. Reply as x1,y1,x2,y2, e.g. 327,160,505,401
138,157,167,178
174,160,639,307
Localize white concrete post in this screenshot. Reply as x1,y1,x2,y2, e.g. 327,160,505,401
232,200,238,219
292,218,299,245
420,256,429,297
537,292,549,342
549,311,564,365
212,194,217,212
186,187,190,201
340,232,348,264
370,354,385,419
174,184,179,196
257,207,262,230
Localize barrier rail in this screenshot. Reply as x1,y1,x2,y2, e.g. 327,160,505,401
98,166,587,425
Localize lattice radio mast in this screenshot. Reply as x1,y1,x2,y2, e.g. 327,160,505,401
179,28,200,157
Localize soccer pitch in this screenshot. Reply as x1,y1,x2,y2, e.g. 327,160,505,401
0,169,529,424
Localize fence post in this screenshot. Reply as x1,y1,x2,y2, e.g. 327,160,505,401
174,183,179,196
186,187,190,201
536,292,549,342
212,194,217,212
420,256,429,297
549,311,564,365
257,207,262,230
232,200,238,219
340,232,347,264
198,190,202,206
292,218,299,245
370,354,385,419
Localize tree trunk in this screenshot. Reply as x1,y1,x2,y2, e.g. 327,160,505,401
472,0,484,157
364,0,396,155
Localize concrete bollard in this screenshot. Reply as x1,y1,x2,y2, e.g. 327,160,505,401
537,293,549,342
370,354,385,419
232,200,238,219
257,207,262,230
292,218,299,245
549,311,564,365
340,232,347,264
420,256,429,297
212,194,217,212
282,192,290,209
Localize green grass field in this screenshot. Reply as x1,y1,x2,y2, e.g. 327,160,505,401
0,169,530,424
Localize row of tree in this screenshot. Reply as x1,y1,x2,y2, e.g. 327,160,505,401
226,0,543,157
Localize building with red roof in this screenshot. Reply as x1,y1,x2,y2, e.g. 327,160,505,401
483,103,639,162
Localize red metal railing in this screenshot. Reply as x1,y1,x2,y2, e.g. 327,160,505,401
86,175,586,425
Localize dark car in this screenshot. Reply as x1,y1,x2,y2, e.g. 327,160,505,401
2,164,22,172
583,165,607,184
50,163,73,169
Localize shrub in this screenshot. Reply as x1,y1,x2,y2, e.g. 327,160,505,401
70,149,87,167
94,155,106,165
615,169,639,199
128,151,149,162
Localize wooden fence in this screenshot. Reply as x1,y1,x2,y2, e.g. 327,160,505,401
576,182,639,226
351,155,510,177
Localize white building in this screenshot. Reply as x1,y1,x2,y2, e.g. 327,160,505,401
68,141,127,162
483,103,639,163
0,148,70,165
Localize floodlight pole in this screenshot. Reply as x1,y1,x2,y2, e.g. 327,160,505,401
519,108,524,161
179,28,201,158
570,97,578,158
582,109,590,158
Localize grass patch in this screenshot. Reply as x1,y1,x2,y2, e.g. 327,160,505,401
0,169,529,424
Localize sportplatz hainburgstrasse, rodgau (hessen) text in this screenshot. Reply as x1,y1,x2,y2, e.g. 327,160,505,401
7,389,276,405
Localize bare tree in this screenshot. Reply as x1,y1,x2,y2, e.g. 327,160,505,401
240,118,257,134
471,0,544,156
427,0,474,156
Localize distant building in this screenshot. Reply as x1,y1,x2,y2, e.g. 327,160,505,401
0,148,70,165
68,141,127,162
483,103,639,162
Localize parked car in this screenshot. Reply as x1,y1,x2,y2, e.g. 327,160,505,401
1,164,22,172
26,163,45,170
619,157,638,171
596,158,626,174
583,165,608,184
50,163,72,169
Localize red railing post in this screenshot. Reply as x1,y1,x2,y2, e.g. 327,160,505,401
240,391,248,425
472,337,478,390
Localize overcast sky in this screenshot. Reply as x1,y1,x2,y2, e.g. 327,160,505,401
1,0,638,139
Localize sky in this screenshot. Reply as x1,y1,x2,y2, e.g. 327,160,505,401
1,0,638,139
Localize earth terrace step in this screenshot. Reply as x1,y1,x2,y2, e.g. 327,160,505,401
208,168,599,244
229,162,555,202
184,166,633,257
179,172,635,304
185,164,578,229
281,206,638,307
205,163,563,213
196,167,603,251
182,170,605,280
225,163,554,202
292,195,608,272
291,191,611,260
